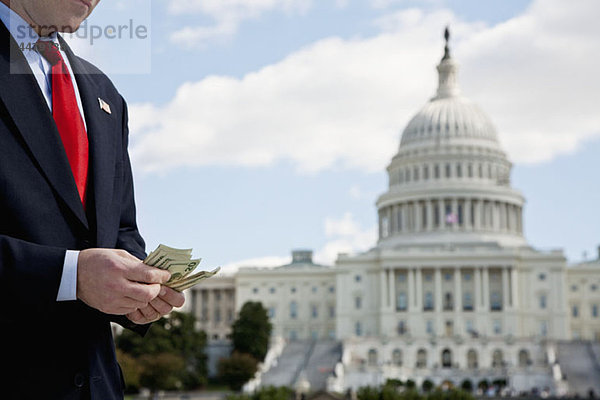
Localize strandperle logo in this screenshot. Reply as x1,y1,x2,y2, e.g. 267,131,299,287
15,19,148,45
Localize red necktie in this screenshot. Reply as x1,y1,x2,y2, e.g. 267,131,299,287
36,40,89,206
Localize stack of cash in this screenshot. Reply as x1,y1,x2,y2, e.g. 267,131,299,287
143,244,220,292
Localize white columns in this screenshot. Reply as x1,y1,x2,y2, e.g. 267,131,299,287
380,269,387,309
415,202,421,232
438,199,445,229
451,198,458,231
511,266,519,308
434,268,442,312
474,268,482,311
464,198,472,230
502,266,510,310
482,267,490,311
454,267,462,312
426,200,434,231
388,269,395,310
416,268,423,310
407,267,415,310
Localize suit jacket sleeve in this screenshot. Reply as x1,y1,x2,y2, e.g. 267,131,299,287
109,96,151,335
0,235,66,323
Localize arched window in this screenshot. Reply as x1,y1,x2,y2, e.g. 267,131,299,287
518,349,530,367
492,349,504,368
416,348,427,369
441,348,452,368
392,349,403,366
368,348,378,366
467,349,478,369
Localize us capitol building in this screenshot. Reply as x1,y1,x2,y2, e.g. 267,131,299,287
186,31,600,394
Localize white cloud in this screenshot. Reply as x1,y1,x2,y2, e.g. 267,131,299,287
130,0,600,174
316,213,377,264
168,0,313,47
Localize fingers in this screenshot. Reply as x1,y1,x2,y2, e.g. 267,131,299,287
158,286,185,308
126,281,162,303
125,262,171,285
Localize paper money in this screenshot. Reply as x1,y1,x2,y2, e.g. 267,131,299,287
144,244,219,292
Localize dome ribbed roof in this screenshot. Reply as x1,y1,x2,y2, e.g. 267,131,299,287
399,38,500,149
400,96,499,146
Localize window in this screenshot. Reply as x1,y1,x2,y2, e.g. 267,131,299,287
329,286,335,293
355,296,362,310
416,349,427,369
441,348,452,368
396,293,407,311
392,349,403,366
311,286,317,293
538,273,546,281
540,320,548,337
467,349,478,369
445,164,451,178
252,287,259,294
329,305,335,318
397,321,407,335
592,284,598,292
443,292,453,311
424,292,434,311
491,292,502,311
463,292,473,311
423,166,429,180
368,349,378,366
492,349,504,368
214,309,221,322
434,164,440,179
467,163,473,178
291,287,297,294
465,319,474,335
355,275,362,283
456,163,462,178
539,294,547,309
311,304,318,318
290,301,297,319
355,322,362,336
414,166,420,181
444,272,452,281
397,273,406,282
463,272,472,281
424,273,433,282
518,349,530,367
269,287,276,294
493,319,502,335
426,319,434,334
593,304,599,318
571,285,578,292
572,305,579,318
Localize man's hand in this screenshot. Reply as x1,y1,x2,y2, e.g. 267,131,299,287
125,286,186,324
77,248,171,315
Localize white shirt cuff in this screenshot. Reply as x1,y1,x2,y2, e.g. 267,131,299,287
57,250,79,301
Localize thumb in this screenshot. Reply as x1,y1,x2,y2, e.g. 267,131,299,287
126,263,171,284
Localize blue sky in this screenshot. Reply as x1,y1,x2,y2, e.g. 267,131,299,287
70,0,599,269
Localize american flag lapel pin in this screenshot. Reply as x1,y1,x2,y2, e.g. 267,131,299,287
98,97,112,115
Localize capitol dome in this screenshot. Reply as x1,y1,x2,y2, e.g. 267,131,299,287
376,29,526,248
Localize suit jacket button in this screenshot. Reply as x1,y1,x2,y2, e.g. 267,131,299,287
74,373,85,388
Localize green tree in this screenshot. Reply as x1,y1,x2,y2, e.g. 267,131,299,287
231,301,272,362
422,379,435,392
115,311,208,392
218,352,259,391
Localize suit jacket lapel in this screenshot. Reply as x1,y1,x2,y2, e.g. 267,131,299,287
0,23,88,229
61,37,116,242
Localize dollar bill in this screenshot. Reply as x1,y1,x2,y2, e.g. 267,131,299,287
143,244,218,292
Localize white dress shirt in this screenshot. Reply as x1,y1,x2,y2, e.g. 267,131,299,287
0,2,86,301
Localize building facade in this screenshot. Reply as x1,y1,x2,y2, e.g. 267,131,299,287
187,31,600,393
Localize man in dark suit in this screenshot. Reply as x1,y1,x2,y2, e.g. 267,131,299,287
0,0,185,398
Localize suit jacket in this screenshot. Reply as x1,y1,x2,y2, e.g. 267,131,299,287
0,22,146,400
